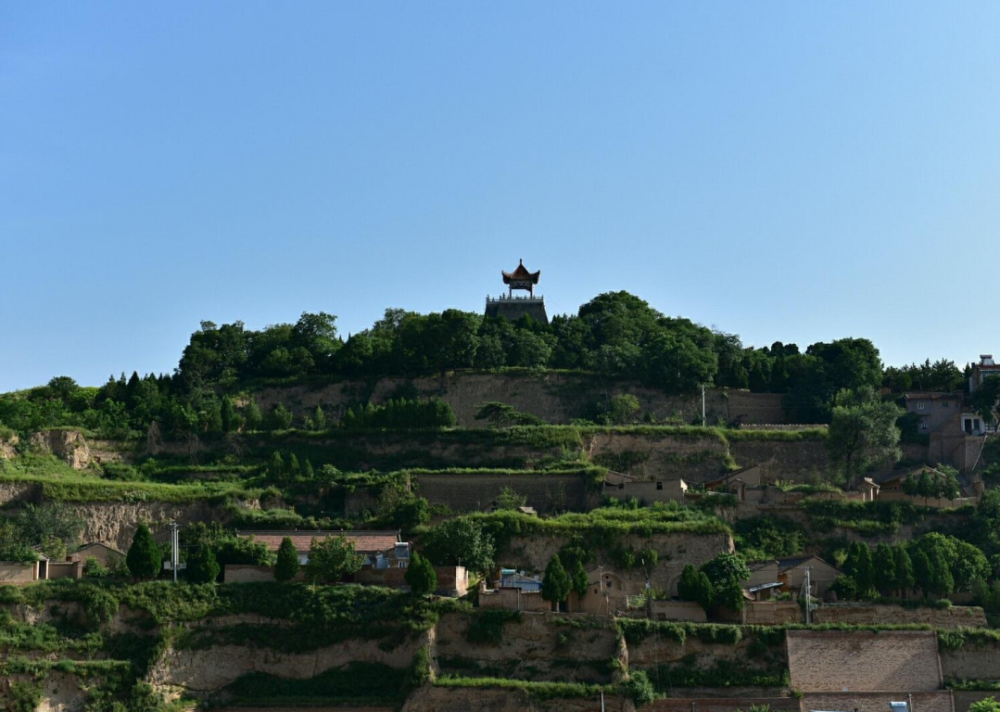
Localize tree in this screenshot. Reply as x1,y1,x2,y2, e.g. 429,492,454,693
873,544,898,597
311,405,327,431
678,563,715,611
973,377,1000,428
305,536,365,583
185,545,220,584
421,518,496,574
244,399,263,431
494,486,527,511
126,523,162,580
475,402,520,428
969,697,1000,712
274,537,300,582
405,552,437,596
700,554,751,612
844,542,875,597
827,386,902,481
912,548,934,598
268,403,294,431
541,555,572,608
220,397,240,433
831,574,858,601
571,559,589,599
603,394,641,425
895,546,916,597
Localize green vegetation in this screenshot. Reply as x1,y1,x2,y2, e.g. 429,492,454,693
406,551,438,596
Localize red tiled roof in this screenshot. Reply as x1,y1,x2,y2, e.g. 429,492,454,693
502,259,540,284
237,530,400,555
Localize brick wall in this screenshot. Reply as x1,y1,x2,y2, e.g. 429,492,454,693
786,630,942,692
478,588,551,612
941,640,1000,681
649,698,799,712
801,692,954,712
954,691,1000,712
728,392,788,425
413,472,593,513
815,604,988,629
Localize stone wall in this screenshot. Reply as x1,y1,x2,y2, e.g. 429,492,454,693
413,472,595,514
726,439,830,483
954,691,1000,712
814,604,988,629
742,601,801,625
626,626,785,671
786,630,942,693
434,611,619,683
941,639,1000,681
400,686,635,712
800,692,954,712
648,699,798,712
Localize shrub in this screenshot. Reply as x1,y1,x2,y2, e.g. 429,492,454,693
274,537,300,582
405,552,437,597
126,523,161,580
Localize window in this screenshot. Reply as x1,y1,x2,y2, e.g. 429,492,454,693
656,482,663,491
943,402,950,408
920,423,928,431
917,403,926,410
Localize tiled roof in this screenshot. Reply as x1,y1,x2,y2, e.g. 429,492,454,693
502,259,540,284
905,392,963,400
237,530,400,555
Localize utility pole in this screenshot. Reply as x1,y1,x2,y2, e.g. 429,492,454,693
700,384,707,427
803,567,812,625
170,522,180,583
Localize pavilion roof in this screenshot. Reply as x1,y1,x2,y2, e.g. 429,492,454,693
502,259,540,284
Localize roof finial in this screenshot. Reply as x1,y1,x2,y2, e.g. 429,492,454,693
519,258,523,266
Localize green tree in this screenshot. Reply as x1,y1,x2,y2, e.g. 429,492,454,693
305,536,365,583
873,544,898,597
895,546,916,597
274,537,300,582
844,542,875,597
700,553,750,612
244,399,263,431
973,377,1000,428
603,394,641,425
475,401,519,428
912,548,934,598
827,386,902,481
185,545,220,584
677,563,715,611
268,403,293,431
126,523,162,580
571,559,589,598
494,486,527,511
311,405,327,431
969,697,1000,712
421,518,496,574
405,551,438,596
541,555,572,608
831,574,858,601
221,397,240,433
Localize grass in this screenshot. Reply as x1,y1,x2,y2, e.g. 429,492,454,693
434,675,609,700
0,453,262,503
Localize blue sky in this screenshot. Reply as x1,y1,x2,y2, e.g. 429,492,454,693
2,2,999,391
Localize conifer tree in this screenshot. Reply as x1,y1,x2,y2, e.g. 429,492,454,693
186,545,220,584
541,555,571,609
571,559,589,599
274,537,300,582
303,459,315,480
269,451,285,480
678,563,715,611
312,405,327,431
288,453,301,478
221,397,239,433
912,549,933,597
244,399,263,431
873,543,898,596
895,546,916,597
405,552,437,596
126,523,162,580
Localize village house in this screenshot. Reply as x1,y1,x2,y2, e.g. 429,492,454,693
746,555,841,599
705,465,763,501
236,529,410,568
71,542,125,569
604,475,689,504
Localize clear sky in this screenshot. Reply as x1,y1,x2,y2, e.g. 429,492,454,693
2,2,999,392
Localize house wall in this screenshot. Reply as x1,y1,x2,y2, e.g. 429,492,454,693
46,561,82,580
478,588,551,612
786,630,942,692
650,600,707,622
0,562,36,585
782,560,839,595
748,562,780,589
908,397,962,434
606,480,687,505
73,545,123,568
814,604,987,628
